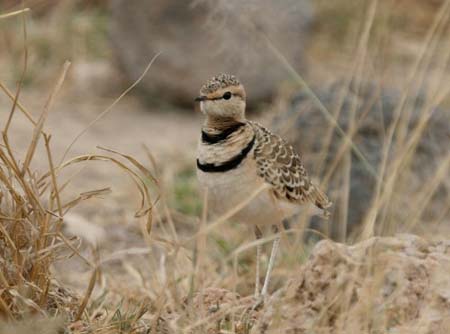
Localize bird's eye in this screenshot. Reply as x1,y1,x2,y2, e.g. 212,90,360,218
222,92,232,100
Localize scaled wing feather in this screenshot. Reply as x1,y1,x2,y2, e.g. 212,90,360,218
250,122,332,216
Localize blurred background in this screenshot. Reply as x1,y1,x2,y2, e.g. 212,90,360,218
1,1,449,332
1,0,449,239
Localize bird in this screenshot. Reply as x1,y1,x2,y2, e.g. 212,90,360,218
195,73,331,300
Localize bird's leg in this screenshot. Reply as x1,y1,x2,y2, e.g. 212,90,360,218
254,225,262,298
261,225,280,297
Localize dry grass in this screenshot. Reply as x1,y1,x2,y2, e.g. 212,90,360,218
0,10,154,329
267,0,450,241
0,1,449,333
0,90,156,330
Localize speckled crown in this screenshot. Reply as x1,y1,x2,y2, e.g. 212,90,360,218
200,73,241,95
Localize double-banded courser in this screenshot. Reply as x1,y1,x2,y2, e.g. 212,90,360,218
195,73,331,298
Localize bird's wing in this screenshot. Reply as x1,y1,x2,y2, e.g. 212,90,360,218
251,122,332,217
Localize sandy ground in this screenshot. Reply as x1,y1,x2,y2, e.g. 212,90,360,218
0,71,204,203
0,86,200,167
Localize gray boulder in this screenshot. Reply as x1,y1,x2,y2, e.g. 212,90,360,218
109,0,314,106
270,81,450,240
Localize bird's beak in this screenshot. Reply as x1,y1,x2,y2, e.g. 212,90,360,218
195,96,207,102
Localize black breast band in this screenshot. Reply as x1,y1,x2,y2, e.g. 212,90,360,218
201,122,245,144
197,136,255,173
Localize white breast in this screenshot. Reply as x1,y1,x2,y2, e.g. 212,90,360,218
197,157,293,226
196,122,299,226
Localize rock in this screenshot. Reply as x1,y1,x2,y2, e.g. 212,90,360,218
109,0,314,107
269,81,450,239
252,234,450,333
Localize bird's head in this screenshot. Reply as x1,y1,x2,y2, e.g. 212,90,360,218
195,73,246,121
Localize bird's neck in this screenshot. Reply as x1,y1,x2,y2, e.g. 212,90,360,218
204,115,246,132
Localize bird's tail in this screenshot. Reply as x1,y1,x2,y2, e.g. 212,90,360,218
309,184,332,219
